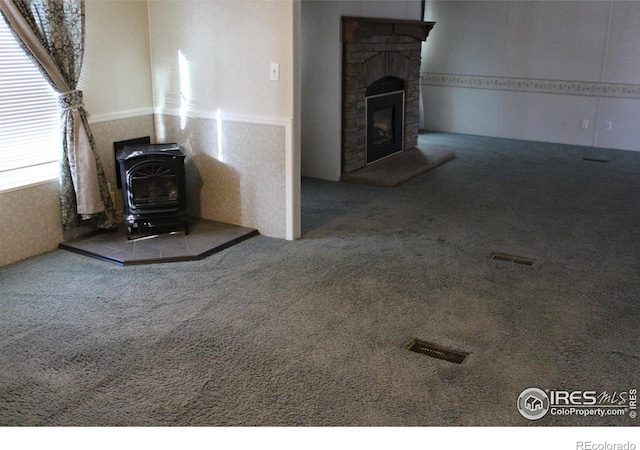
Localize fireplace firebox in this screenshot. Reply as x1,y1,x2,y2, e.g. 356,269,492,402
116,143,189,239
366,77,405,164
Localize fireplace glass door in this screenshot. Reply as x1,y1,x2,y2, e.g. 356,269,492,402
366,90,405,164
372,107,395,147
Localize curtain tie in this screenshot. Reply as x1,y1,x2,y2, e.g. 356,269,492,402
59,90,84,111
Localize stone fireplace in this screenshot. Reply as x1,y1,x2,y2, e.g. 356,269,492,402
341,17,435,174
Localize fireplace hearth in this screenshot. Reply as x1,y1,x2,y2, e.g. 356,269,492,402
116,143,189,239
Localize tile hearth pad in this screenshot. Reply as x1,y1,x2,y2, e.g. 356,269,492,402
59,217,259,266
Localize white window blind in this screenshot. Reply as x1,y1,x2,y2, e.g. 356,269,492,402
0,16,60,191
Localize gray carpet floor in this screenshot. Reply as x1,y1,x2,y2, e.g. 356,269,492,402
1,132,639,427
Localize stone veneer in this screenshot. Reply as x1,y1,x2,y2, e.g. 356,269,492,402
342,17,434,174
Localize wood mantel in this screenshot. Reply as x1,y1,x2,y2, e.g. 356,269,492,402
342,16,435,44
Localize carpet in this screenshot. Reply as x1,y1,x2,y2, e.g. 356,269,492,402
1,132,639,427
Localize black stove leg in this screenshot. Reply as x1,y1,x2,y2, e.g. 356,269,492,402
183,218,190,236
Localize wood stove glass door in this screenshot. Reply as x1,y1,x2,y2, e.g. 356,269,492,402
128,163,179,210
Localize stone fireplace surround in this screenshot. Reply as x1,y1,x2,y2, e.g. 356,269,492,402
342,17,435,174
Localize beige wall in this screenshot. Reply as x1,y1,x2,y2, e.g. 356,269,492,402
150,0,294,119
81,0,154,116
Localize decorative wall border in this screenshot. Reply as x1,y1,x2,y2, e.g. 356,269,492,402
421,73,640,100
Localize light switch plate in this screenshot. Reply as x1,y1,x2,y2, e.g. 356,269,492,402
270,63,279,81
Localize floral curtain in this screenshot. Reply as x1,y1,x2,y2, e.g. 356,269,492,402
0,0,115,230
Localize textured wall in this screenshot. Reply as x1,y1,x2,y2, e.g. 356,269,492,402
156,114,287,239
0,182,62,267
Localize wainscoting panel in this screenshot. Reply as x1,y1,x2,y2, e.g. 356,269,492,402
155,113,288,239
0,114,156,267
0,181,61,267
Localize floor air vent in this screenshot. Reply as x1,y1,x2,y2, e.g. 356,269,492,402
490,252,536,266
406,339,469,364
582,157,609,163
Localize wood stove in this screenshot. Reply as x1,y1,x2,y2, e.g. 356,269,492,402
116,143,189,239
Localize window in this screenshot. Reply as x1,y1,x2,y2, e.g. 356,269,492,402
0,16,60,192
